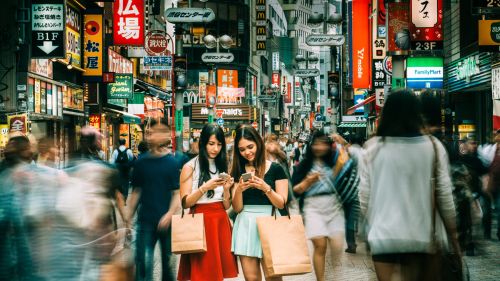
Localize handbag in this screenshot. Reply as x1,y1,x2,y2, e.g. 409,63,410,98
429,137,468,281
256,205,312,278
171,196,207,254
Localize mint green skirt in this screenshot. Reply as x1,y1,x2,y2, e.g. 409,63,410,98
231,205,275,258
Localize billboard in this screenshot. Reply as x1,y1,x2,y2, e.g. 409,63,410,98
352,0,371,89
479,20,500,46
83,14,103,76
406,57,443,89
113,0,145,46
410,0,443,50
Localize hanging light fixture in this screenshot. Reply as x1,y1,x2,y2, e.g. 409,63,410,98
66,55,73,70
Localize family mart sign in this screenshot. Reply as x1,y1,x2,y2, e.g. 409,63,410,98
406,57,443,89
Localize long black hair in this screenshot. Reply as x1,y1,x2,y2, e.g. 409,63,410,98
198,124,227,198
231,125,266,181
291,130,335,186
377,89,424,137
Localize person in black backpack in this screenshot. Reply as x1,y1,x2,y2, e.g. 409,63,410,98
111,138,135,200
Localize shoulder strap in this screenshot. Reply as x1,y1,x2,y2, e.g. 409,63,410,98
429,136,439,251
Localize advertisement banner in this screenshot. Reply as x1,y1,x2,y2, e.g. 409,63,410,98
8,115,28,134
199,72,209,100
406,57,443,89
113,0,145,46
410,0,443,50
271,73,280,88
479,20,500,45
388,2,410,53
31,0,65,58
352,0,371,89
107,74,133,99
217,87,245,104
285,82,292,103
66,4,81,67
89,114,101,129
108,48,133,73
83,14,103,76
217,70,238,88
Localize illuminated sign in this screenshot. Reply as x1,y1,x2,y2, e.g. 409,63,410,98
83,14,103,76
406,57,443,88
352,0,371,89
410,0,443,50
113,0,145,45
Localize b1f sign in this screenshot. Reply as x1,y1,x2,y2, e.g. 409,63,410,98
113,0,145,46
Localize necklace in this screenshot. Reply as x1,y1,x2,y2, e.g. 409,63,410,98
209,167,218,175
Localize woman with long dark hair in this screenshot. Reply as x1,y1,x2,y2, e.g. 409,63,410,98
359,90,459,281
292,130,345,281
231,125,288,281
178,124,238,281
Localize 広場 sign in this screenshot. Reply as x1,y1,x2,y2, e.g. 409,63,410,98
107,74,133,99
406,57,443,89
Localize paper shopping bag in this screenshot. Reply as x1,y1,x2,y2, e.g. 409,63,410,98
257,214,312,277
171,211,207,254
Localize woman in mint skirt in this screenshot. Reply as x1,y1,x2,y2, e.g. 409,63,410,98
231,125,289,281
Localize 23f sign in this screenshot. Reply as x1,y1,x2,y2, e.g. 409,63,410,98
31,0,65,58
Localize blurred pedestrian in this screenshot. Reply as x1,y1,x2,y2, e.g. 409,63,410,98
231,125,288,281
485,129,500,241
111,138,135,201
127,120,181,281
359,90,459,281
137,141,149,160
292,131,345,281
37,137,59,168
186,137,199,160
177,124,238,281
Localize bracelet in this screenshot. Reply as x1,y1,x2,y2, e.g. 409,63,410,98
264,188,272,195
199,187,206,195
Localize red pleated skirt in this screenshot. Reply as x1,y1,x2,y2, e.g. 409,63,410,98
177,202,239,281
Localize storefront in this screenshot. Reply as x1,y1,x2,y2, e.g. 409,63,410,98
445,52,492,143
190,103,254,134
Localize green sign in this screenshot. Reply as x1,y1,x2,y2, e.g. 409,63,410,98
392,78,406,89
108,74,133,99
208,114,213,124
108,98,128,107
175,109,183,133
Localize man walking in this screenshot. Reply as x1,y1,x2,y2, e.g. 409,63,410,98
111,138,134,200
127,121,181,281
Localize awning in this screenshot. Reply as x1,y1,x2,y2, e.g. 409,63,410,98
338,122,367,128
134,79,171,100
346,95,376,115
107,108,142,124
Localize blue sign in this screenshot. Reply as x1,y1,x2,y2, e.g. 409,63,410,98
354,94,365,113
315,113,323,122
143,56,172,70
216,118,224,126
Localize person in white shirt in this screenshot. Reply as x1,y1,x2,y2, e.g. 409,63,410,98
359,90,459,281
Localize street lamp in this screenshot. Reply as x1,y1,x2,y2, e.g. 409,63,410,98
203,34,234,52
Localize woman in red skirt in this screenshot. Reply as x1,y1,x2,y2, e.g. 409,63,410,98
178,124,239,281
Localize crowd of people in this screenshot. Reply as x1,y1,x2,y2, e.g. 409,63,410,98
1,89,499,281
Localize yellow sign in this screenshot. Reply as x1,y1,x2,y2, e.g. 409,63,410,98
66,27,82,67
479,20,500,46
83,14,103,76
0,124,9,148
458,124,475,133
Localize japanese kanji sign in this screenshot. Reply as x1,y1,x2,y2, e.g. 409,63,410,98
217,70,238,88
83,14,103,77
89,114,101,129
66,4,81,67
113,0,145,46
410,0,443,50
8,115,28,134
31,0,65,58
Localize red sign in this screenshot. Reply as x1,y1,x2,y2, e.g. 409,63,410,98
89,114,101,129
206,85,216,107
410,0,443,49
352,0,371,89
145,31,168,55
272,73,280,87
102,72,115,83
388,2,410,52
113,0,145,46
108,48,133,73
216,109,224,118
285,82,292,103
217,70,238,88
8,115,27,134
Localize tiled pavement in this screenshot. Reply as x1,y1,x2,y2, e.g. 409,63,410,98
153,223,500,281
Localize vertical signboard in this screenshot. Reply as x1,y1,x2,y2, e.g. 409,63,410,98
271,73,280,88
66,4,82,67
373,0,386,59
217,70,238,88
387,2,410,53
83,14,103,76
410,0,443,50
31,0,66,58
114,0,144,46
255,0,267,56
285,82,292,103
352,0,371,89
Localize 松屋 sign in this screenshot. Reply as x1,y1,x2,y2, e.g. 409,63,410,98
83,14,103,77
113,0,145,45
406,57,443,89
107,74,133,99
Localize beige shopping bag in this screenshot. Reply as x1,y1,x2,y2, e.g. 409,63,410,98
171,196,207,254
256,207,312,277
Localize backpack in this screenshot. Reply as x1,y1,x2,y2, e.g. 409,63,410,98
115,149,130,165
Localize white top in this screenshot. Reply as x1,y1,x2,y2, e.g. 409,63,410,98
359,136,457,255
186,156,224,204
110,145,134,164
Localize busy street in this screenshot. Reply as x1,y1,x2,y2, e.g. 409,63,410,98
1,0,500,281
